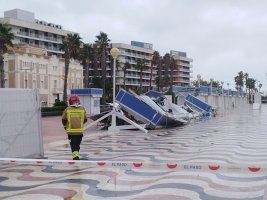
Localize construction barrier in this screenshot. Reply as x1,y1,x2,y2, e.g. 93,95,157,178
0,158,265,174
0,89,43,158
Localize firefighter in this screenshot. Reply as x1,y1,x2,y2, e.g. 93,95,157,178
62,95,87,160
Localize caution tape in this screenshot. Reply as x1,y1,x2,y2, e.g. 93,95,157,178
0,158,265,174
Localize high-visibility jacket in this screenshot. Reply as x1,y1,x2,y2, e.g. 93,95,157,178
62,106,87,135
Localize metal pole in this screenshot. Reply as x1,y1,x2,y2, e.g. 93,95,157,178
111,58,117,129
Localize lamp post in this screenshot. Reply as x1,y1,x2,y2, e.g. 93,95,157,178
227,83,230,96
109,47,120,131
221,81,224,95
210,78,214,95
197,74,201,88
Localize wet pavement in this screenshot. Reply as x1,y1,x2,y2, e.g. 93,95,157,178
1,105,267,199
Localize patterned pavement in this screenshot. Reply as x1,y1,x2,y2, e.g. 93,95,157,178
1,105,267,199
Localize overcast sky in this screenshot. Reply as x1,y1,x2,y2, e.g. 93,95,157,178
1,0,267,91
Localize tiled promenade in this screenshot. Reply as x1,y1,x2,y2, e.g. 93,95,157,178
1,105,267,199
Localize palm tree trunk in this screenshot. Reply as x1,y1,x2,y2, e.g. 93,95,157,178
101,48,106,104
83,62,89,88
149,64,153,90
140,68,143,94
0,46,5,88
63,57,70,102
170,68,174,101
158,65,162,91
123,67,126,89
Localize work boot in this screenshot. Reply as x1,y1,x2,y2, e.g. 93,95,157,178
72,151,79,160
73,157,80,160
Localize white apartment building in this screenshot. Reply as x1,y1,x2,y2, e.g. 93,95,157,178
0,9,76,56
170,50,193,86
3,45,83,106
112,41,156,91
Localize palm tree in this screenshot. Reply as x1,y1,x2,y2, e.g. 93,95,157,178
244,72,249,93
169,57,177,96
123,62,131,89
163,53,171,89
259,83,262,92
95,32,110,104
135,58,149,93
150,51,161,90
156,57,163,91
80,43,93,88
246,78,256,103
0,23,14,88
60,33,82,102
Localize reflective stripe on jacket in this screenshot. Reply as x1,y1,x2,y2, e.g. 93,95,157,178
62,106,87,135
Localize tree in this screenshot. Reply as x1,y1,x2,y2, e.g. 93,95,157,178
123,62,131,89
95,32,110,104
169,57,177,95
246,78,256,103
60,33,82,102
156,57,163,91
192,79,222,88
163,53,171,88
80,43,93,88
0,22,14,88
135,58,149,93
234,71,244,91
259,83,262,92
150,51,161,90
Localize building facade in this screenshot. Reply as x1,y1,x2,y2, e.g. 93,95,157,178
0,9,76,56
170,50,193,86
112,41,156,91
3,45,83,106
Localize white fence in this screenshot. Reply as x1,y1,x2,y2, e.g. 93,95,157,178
176,93,248,111
0,89,44,158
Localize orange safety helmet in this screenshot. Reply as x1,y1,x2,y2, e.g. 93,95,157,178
69,95,80,105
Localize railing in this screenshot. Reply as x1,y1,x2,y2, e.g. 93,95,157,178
17,32,62,43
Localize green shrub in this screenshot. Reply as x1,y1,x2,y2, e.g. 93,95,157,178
53,101,68,107
41,106,66,112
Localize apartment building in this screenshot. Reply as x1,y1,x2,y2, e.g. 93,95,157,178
3,45,83,106
0,9,76,56
112,41,155,91
170,50,193,86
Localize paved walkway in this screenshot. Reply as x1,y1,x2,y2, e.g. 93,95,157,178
1,105,267,199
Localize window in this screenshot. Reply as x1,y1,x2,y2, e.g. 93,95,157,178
40,81,44,89
4,79,8,88
32,80,36,88
54,80,57,88
40,75,44,89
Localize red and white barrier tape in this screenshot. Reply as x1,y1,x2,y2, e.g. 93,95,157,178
0,158,265,174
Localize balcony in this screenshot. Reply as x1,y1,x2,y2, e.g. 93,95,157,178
178,68,190,73
120,51,151,60
17,31,62,43
179,79,190,83
179,74,190,78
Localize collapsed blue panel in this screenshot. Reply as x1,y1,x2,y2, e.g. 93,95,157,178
116,90,158,126
186,94,212,113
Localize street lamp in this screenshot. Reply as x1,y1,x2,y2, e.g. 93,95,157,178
210,78,214,95
221,81,224,95
109,47,120,131
197,74,201,88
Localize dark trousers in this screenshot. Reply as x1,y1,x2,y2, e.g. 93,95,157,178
68,134,83,154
